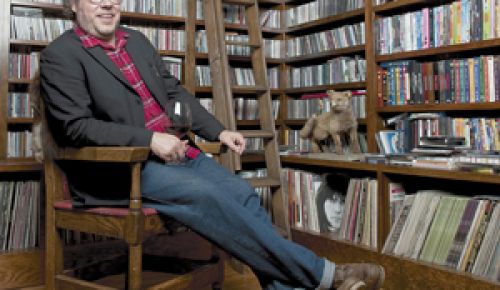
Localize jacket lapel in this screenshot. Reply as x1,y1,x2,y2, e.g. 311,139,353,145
125,35,168,109
83,46,135,92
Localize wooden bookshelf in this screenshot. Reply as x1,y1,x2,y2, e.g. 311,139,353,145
2,0,500,289
277,1,500,288
282,155,500,289
292,229,498,290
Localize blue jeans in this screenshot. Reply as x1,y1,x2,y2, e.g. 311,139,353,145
141,154,334,290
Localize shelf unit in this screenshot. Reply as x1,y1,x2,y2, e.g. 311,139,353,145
277,0,500,289
282,155,500,289
1,0,499,288
0,0,289,287
0,161,41,289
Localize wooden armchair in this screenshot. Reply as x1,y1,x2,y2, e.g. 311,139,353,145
31,69,225,289
44,146,225,290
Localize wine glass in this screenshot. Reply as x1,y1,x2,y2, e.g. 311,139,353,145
165,100,192,139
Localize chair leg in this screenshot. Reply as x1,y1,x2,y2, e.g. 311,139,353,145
127,244,142,290
46,228,64,290
211,246,225,290
46,206,64,290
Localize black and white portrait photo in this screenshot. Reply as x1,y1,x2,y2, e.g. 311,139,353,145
316,173,350,237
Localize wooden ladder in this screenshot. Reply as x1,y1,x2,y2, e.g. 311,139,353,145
202,0,288,236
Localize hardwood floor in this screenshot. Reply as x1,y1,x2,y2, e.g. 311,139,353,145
20,262,261,290
222,261,261,290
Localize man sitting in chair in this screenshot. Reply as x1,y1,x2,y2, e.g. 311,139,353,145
40,0,385,289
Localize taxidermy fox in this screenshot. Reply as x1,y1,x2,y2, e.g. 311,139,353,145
299,90,360,154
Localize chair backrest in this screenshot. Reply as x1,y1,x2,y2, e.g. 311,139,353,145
30,71,58,163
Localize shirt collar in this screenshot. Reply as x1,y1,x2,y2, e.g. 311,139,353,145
73,25,129,50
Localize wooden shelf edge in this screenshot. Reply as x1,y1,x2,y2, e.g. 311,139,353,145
373,0,437,14
121,11,185,23
377,102,500,113
10,39,49,48
382,164,500,184
281,155,379,171
0,249,42,289
158,50,185,57
284,82,366,94
292,229,500,290
0,161,41,172
258,0,282,4
195,52,283,64
281,155,500,184
376,38,500,62
195,20,283,35
11,0,63,11
8,78,31,84
282,118,366,126
7,117,34,124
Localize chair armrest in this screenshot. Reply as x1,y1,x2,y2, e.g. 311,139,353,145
54,147,150,162
196,142,224,155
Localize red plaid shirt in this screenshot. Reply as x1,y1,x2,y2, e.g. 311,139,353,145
74,26,199,159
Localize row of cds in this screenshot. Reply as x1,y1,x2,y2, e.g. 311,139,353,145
288,56,366,88
195,66,256,87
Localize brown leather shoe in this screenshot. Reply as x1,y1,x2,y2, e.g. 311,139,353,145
333,263,385,290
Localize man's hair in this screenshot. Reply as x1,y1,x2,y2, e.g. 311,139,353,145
63,0,76,20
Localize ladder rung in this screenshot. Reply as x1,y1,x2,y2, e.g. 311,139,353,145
240,130,275,138
245,177,281,188
225,40,261,48
222,0,254,6
232,85,267,94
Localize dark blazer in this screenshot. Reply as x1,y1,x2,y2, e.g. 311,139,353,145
40,27,225,206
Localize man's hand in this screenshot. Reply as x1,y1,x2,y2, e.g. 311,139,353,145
218,130,245,155
150,132,188,162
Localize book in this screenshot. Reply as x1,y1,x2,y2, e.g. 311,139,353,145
433,197,469,265
471,203,499,277
445,199,481,269
419,196,456,263
383,195,416,254
376,130,403,155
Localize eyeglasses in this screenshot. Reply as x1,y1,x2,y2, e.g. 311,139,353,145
88,0,122,5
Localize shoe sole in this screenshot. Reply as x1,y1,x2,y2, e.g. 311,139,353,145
370,265,385,290
338,277,366,290
338,265,386,290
